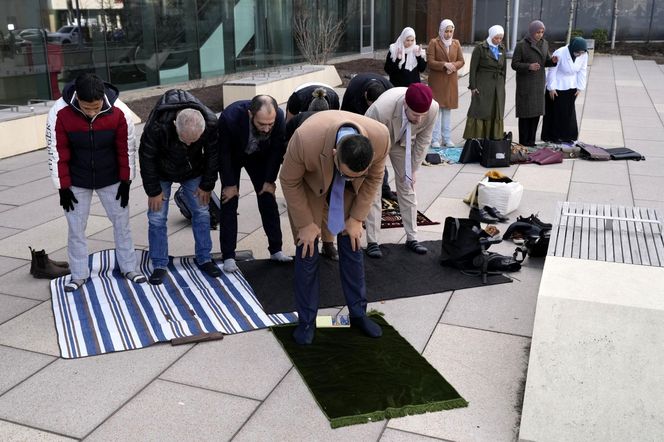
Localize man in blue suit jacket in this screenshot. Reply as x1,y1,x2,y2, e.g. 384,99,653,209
218,95,292,272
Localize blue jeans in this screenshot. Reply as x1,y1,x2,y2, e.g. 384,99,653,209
147,177,212,269
431,108,452,145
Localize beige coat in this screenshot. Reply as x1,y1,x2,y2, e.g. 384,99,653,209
279,111,390,242
427,38,465,109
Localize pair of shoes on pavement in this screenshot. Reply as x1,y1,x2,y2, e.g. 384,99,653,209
469,206,509,224
367,240,428,257
223,251,292,274
320,242,339,261
293,315,382,345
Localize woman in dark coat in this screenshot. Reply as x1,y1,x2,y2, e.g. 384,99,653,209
384,27,427,87
511,20,557,146
463,25,507,140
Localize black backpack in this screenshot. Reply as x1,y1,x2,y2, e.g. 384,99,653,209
174,186,221,229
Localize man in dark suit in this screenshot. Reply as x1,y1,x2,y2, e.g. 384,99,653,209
279,110,390,345
218,95,292,273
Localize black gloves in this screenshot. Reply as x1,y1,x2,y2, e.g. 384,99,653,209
59,188,78,212
115,180,131,208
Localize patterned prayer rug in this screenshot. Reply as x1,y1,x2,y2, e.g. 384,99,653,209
51,249,297,358
381,197,440,229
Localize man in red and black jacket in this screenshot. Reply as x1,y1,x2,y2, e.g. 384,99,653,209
47,73,146,292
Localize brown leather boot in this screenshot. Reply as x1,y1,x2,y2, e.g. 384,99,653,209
29,247,69,275
31,248,70,279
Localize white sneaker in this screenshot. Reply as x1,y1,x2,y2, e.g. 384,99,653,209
270,251,293,262
443,141,456,148
223,258,238,273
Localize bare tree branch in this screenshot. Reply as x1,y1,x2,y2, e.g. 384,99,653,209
293,6,347,64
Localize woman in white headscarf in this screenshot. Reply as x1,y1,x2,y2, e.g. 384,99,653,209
463,25,507,140
384,27,427,87
428,19,465,147
511,20,557,146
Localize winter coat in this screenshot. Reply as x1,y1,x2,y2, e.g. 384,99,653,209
139,89,219,197
511,37,555,118
47,80,136,190
384,51,427,87
427,37,465,109
466,41,507,120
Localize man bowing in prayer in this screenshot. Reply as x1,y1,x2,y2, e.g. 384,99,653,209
364,83,438,258
279,110,390,345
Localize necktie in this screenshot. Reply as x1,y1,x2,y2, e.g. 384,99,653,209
327,169,346,235
404,122,413,185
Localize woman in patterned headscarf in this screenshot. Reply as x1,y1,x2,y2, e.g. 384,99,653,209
384,27,427,87
428,19,465,147
511,20,557,146
541,37,588,143
463,25,507,140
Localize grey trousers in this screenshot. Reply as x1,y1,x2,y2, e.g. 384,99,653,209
65,183,138,279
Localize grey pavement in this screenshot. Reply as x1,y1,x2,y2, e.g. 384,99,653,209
0,54,663,441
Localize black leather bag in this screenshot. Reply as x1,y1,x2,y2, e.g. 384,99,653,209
605,147,645,161
174,186,221,229
440,217,484,269
480,136,512,168
459,139,482,163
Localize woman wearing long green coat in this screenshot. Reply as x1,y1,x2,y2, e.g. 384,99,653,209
463,25,507,140
511,20,556,146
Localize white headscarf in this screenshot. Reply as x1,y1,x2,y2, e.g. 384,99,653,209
389,27,418,71
486,25,504,47
438,19,455,48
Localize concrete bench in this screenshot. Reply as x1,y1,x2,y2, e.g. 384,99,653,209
519,201,664,440
222,64,342,107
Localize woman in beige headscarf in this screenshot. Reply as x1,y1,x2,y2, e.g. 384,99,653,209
384,27,427,87
428,19,465,147
463,25,507,140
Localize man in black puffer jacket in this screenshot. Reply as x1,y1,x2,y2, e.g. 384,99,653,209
139,89,221,285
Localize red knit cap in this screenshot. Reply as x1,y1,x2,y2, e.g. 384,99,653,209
405,83,433,113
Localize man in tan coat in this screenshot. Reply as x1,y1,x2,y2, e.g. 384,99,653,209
279,110,390,345
364,84,438,258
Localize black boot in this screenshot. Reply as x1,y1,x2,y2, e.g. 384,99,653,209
31,248,70,279
29,247,69,275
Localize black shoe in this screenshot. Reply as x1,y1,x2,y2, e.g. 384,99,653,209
469,207,500,224
382,189,398,201
149,268,168,285
366,242,383,258
350,316,382,338
199,261,222,278
517,213,552,229
320,242,339,261
293,323,315,345
405,240,428,255
483,206,509,222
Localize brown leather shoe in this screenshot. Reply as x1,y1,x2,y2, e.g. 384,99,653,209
320,242,339,261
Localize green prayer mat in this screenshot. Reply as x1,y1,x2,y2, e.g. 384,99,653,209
271,315,468,428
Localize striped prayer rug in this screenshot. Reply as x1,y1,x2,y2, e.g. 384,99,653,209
51,249,297,359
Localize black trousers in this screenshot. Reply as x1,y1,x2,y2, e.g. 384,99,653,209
541,89,578,143
518,116,540,147
220,156,283,260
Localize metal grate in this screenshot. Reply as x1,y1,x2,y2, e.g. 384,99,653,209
549,202,664,267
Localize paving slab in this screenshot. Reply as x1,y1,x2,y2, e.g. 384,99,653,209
160,329,293,400
627,156,664,176
380,428,444,441
0,163,50,186
622,125,664,141
624,139,664,158
0,421,75,441
519,257,664,441
512,165,572,194
0,203,14,214
630,175,664,202
387,324,530,441
515,190,567,224
85,379,258,441
440,172,486,199
567,182,634,206
0,302,61,355
0,293,40,324
0,150,47,172
0,177,57,206
0,255,27,276
571,159,630,185
233,369,385,442
0,346,56,395
0,194,62,230
0,343,192,439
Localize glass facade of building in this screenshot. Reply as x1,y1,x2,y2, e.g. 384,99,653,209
0,0,411,104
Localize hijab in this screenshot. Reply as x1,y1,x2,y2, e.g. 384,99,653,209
438,19,455,48
526,20,545,44
389,27,418,71
486,25,504,60
568,37,588,61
